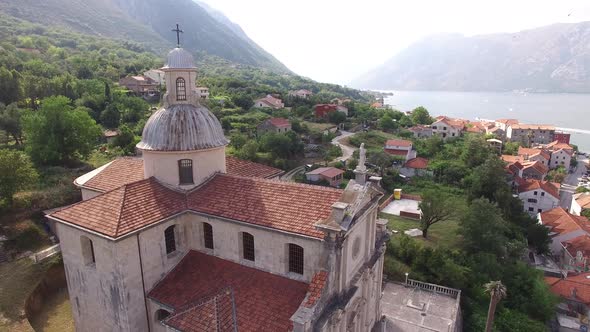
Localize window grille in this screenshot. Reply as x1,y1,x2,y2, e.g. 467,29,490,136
288,244,304,274
178,159,193,185
165,226,176,254
176,77,186,101
242,232,255,261
203,223,214,249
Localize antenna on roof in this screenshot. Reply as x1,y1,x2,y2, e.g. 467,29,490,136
172,23,184,47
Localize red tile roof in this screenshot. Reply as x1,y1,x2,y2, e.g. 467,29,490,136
521,160,549,176
540,207,590,236
149,251,309,332
268,117,291,128
545,273,590,305
510,123,555,130
53,174,343,239
79,157,283,192
384,149,409,156
256,95,283,108
562,235,590,258
52,177,187,238
496,119,519,125
405,157,429,169
575,193,590,210
306,167,344,178
385,139,412,147
518,147,551,161
501,155,523,164
225,156,283,179
518,179,560,199
305,271,328,308
164,288,236,332
187,175,342,238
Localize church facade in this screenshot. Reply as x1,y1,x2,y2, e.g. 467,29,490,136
48,45,388,332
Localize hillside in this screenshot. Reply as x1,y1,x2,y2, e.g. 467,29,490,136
0,0,289,73
352,22,590,93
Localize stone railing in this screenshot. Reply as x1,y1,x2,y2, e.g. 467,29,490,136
406,279,460,298
29,244,61,263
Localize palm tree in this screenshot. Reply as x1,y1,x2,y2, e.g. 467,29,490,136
484,281,507,332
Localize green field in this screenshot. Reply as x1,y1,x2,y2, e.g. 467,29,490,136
381,213,461,249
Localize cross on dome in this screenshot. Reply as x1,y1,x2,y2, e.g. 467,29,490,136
172,23,184,47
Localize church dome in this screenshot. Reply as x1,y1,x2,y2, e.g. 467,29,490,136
137,104,228,151
163,48,196,69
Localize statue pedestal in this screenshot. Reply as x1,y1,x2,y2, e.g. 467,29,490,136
354,168,367,185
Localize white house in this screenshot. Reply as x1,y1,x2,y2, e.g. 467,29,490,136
518,179,560,215
383,139,415,161
196,86,209,99
571,193,590,216
431,117,464,140
538,207,590,254
254,94,284,109
144,69,166,86
47,45,387,332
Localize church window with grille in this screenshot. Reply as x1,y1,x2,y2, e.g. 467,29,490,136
203,223,214,249
178,159,193,185
176,77,186,101
165,225,176,254
288,243,304,274
242,232,255,261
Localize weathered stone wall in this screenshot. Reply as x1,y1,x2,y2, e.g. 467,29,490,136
25,262,67,324
57,223,149,332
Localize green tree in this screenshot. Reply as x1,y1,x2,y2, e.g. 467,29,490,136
112,125,136,154
459,199,510,256
410,106,433,125
461,134,493,168
22,96,101,165
368,151,396,176
419,190,464,238
238,140,259,161
229,132,248,150
0,103,24,145
100,103,120,128
484,281,507,332
0,149,38,205
0,67,21,105
328,111,346,125
503,141,520,155
379,114,398,132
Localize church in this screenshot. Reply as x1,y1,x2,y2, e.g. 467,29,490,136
47,40,388,332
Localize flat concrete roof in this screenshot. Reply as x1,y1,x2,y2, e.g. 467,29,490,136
379,282,460,332
381,199,421,216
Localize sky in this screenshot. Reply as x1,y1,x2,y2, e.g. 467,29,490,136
200,0,590,85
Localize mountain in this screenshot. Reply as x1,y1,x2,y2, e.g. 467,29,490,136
0,0,290,73
352,22,590,93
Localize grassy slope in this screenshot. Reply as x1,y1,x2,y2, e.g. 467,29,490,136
381,213,460,249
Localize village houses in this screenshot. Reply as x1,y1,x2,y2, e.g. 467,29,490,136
571,192,590,216
118,75,159,97
430,116,464,140
506,123,556,146
257,117,291,135
288,89,313,99
408,125,432,138
305,167,345,187
254,94,284,109
383,139,416,162
46,46,389,332
517,179,560,215
314,104,349,118
144,69,166,86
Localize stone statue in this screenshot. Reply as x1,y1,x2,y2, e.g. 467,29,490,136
358,143,366,171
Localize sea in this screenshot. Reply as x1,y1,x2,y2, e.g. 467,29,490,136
383,91,590,152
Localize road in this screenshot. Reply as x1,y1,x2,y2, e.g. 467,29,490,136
560,155,588,209
332,130,357,163
280,131,358,182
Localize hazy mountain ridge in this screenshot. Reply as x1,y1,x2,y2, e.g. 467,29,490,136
0,0,290,73
352,22,590,93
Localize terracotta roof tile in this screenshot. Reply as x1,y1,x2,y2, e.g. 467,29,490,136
562,235,590,258
518,179,559,199
510,124,555,130
405,157,429,169
149,251,309,332
385,139,412,147
545,273,590,305
267,117,291,128
518,147,551,161
305,271,328,308
521,160,549,176
80,157,283,193
54,174,342,239
540,207,590,235
306,167,344,178
187,175,343,239
575,193,590,210
52,178,186,238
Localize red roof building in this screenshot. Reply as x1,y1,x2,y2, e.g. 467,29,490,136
313,104,348,118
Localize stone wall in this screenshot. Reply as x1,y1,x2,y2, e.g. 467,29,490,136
25,262,67,325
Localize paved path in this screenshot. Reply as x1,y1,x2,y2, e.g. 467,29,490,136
280,165,305,181
331,131,357,162
560,155,588,209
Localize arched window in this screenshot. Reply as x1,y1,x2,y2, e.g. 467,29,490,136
203,223,214,249
80,236,95,266
164,225,176,254
155,309,171,322
288,243,304,274
178,159,193,185
242,232,255,261
176,77,186,101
